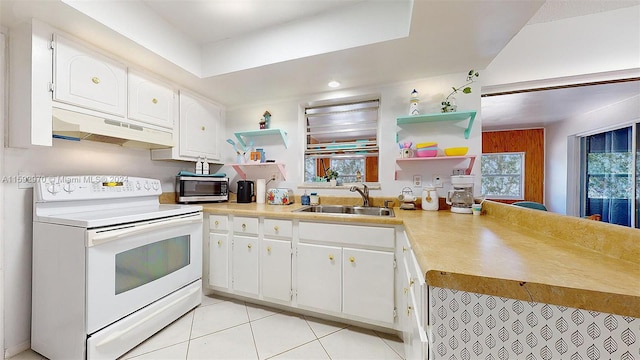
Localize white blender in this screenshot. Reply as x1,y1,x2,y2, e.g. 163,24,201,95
446,175,475,214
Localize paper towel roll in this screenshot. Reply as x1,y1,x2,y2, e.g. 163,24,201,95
256,179,266,204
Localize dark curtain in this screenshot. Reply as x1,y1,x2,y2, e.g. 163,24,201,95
585,127,632,226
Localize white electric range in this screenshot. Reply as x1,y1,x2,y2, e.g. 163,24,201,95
31,175,203,359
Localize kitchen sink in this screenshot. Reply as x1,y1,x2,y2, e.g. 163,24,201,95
293,205,394,217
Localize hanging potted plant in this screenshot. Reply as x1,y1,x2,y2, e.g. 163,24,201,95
441,69,479,113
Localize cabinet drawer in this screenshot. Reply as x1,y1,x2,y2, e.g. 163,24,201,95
299,222,394,249
263,219,292,238
209,215,228,231
233,217,258,235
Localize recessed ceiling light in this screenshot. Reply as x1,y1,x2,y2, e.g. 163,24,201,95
328,80,341,88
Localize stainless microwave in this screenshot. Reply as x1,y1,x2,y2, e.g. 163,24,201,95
176,176,228,203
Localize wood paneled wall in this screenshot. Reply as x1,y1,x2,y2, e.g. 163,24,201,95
482,129,545,204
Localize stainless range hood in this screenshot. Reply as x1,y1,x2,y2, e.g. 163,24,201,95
52,108,174,149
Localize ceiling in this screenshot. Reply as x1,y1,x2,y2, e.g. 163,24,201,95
482,79,640,130
141,0,363,46
1,0,639,129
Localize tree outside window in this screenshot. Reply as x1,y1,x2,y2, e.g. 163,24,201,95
481,153,525,199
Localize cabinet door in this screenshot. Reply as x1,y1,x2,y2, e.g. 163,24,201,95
179,90,220,161
232,235,258,295
296,243,341,313
128,69,176,129
261,238,291,302
343,248,395,324
53,34,126,116
209,233,229,289
405,286,428,360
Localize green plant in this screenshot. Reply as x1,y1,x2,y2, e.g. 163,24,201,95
325,168,339,181
441,69,479,113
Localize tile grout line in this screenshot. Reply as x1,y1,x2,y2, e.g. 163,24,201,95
245,301,261,360
374,330,405,360
263,339,324,360
302,316,345,359
184,308,196,360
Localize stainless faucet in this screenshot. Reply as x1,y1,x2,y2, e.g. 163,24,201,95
350,184,370,207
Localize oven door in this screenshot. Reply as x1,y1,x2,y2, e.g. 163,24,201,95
85,212,202,334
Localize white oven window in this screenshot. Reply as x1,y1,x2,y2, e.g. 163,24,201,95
115,235,191,294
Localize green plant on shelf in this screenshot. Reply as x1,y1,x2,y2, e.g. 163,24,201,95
441,69,479,113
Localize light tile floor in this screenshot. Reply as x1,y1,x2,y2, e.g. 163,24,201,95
11,293,405,360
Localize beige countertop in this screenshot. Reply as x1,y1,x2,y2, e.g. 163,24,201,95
200,199,640,318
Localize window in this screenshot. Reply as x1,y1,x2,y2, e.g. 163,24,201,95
580,126,633,226
304,99,379,183
481,152,525,199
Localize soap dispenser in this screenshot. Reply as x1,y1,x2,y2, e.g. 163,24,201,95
301,191,310,205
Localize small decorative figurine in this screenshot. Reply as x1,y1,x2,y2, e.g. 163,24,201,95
263,111,271,129
399,141,413,158
410,89,420,115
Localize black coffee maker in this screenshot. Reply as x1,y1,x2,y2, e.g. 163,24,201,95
237,180,254,203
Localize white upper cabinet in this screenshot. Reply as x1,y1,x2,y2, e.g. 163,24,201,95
178,90,221,160
8,19,224,153
151,89,223,162
127,69,176,129
53,33,126,116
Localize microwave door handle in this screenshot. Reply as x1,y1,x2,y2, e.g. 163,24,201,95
88,215,202,247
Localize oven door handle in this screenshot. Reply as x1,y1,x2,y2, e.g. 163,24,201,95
88,214,202,247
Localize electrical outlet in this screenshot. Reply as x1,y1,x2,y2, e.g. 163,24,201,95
270,173,278,181
413,175,422,187
432,175,443,188
452,168,466,175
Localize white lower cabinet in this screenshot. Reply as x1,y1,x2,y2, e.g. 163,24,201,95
406,287,428,360
205,216,398,329
207,215,230,291
343,247,395,323
296,242,342,313
261,238,292,302
208,233,229,289
399,231,429,360
297,221,396,326
232,235,259,295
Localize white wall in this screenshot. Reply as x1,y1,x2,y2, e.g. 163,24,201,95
546,95,640,214
483,5,640,87
0,30,7,360
223,72,482,200
2,139,189,356
483,5,640,215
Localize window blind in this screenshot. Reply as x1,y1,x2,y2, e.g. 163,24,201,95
305,99,379,156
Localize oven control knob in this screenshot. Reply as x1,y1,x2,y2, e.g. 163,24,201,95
152,182,159,190
63,183,76,193
144,182,150,190
47,183,60,195
135,182,141,190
